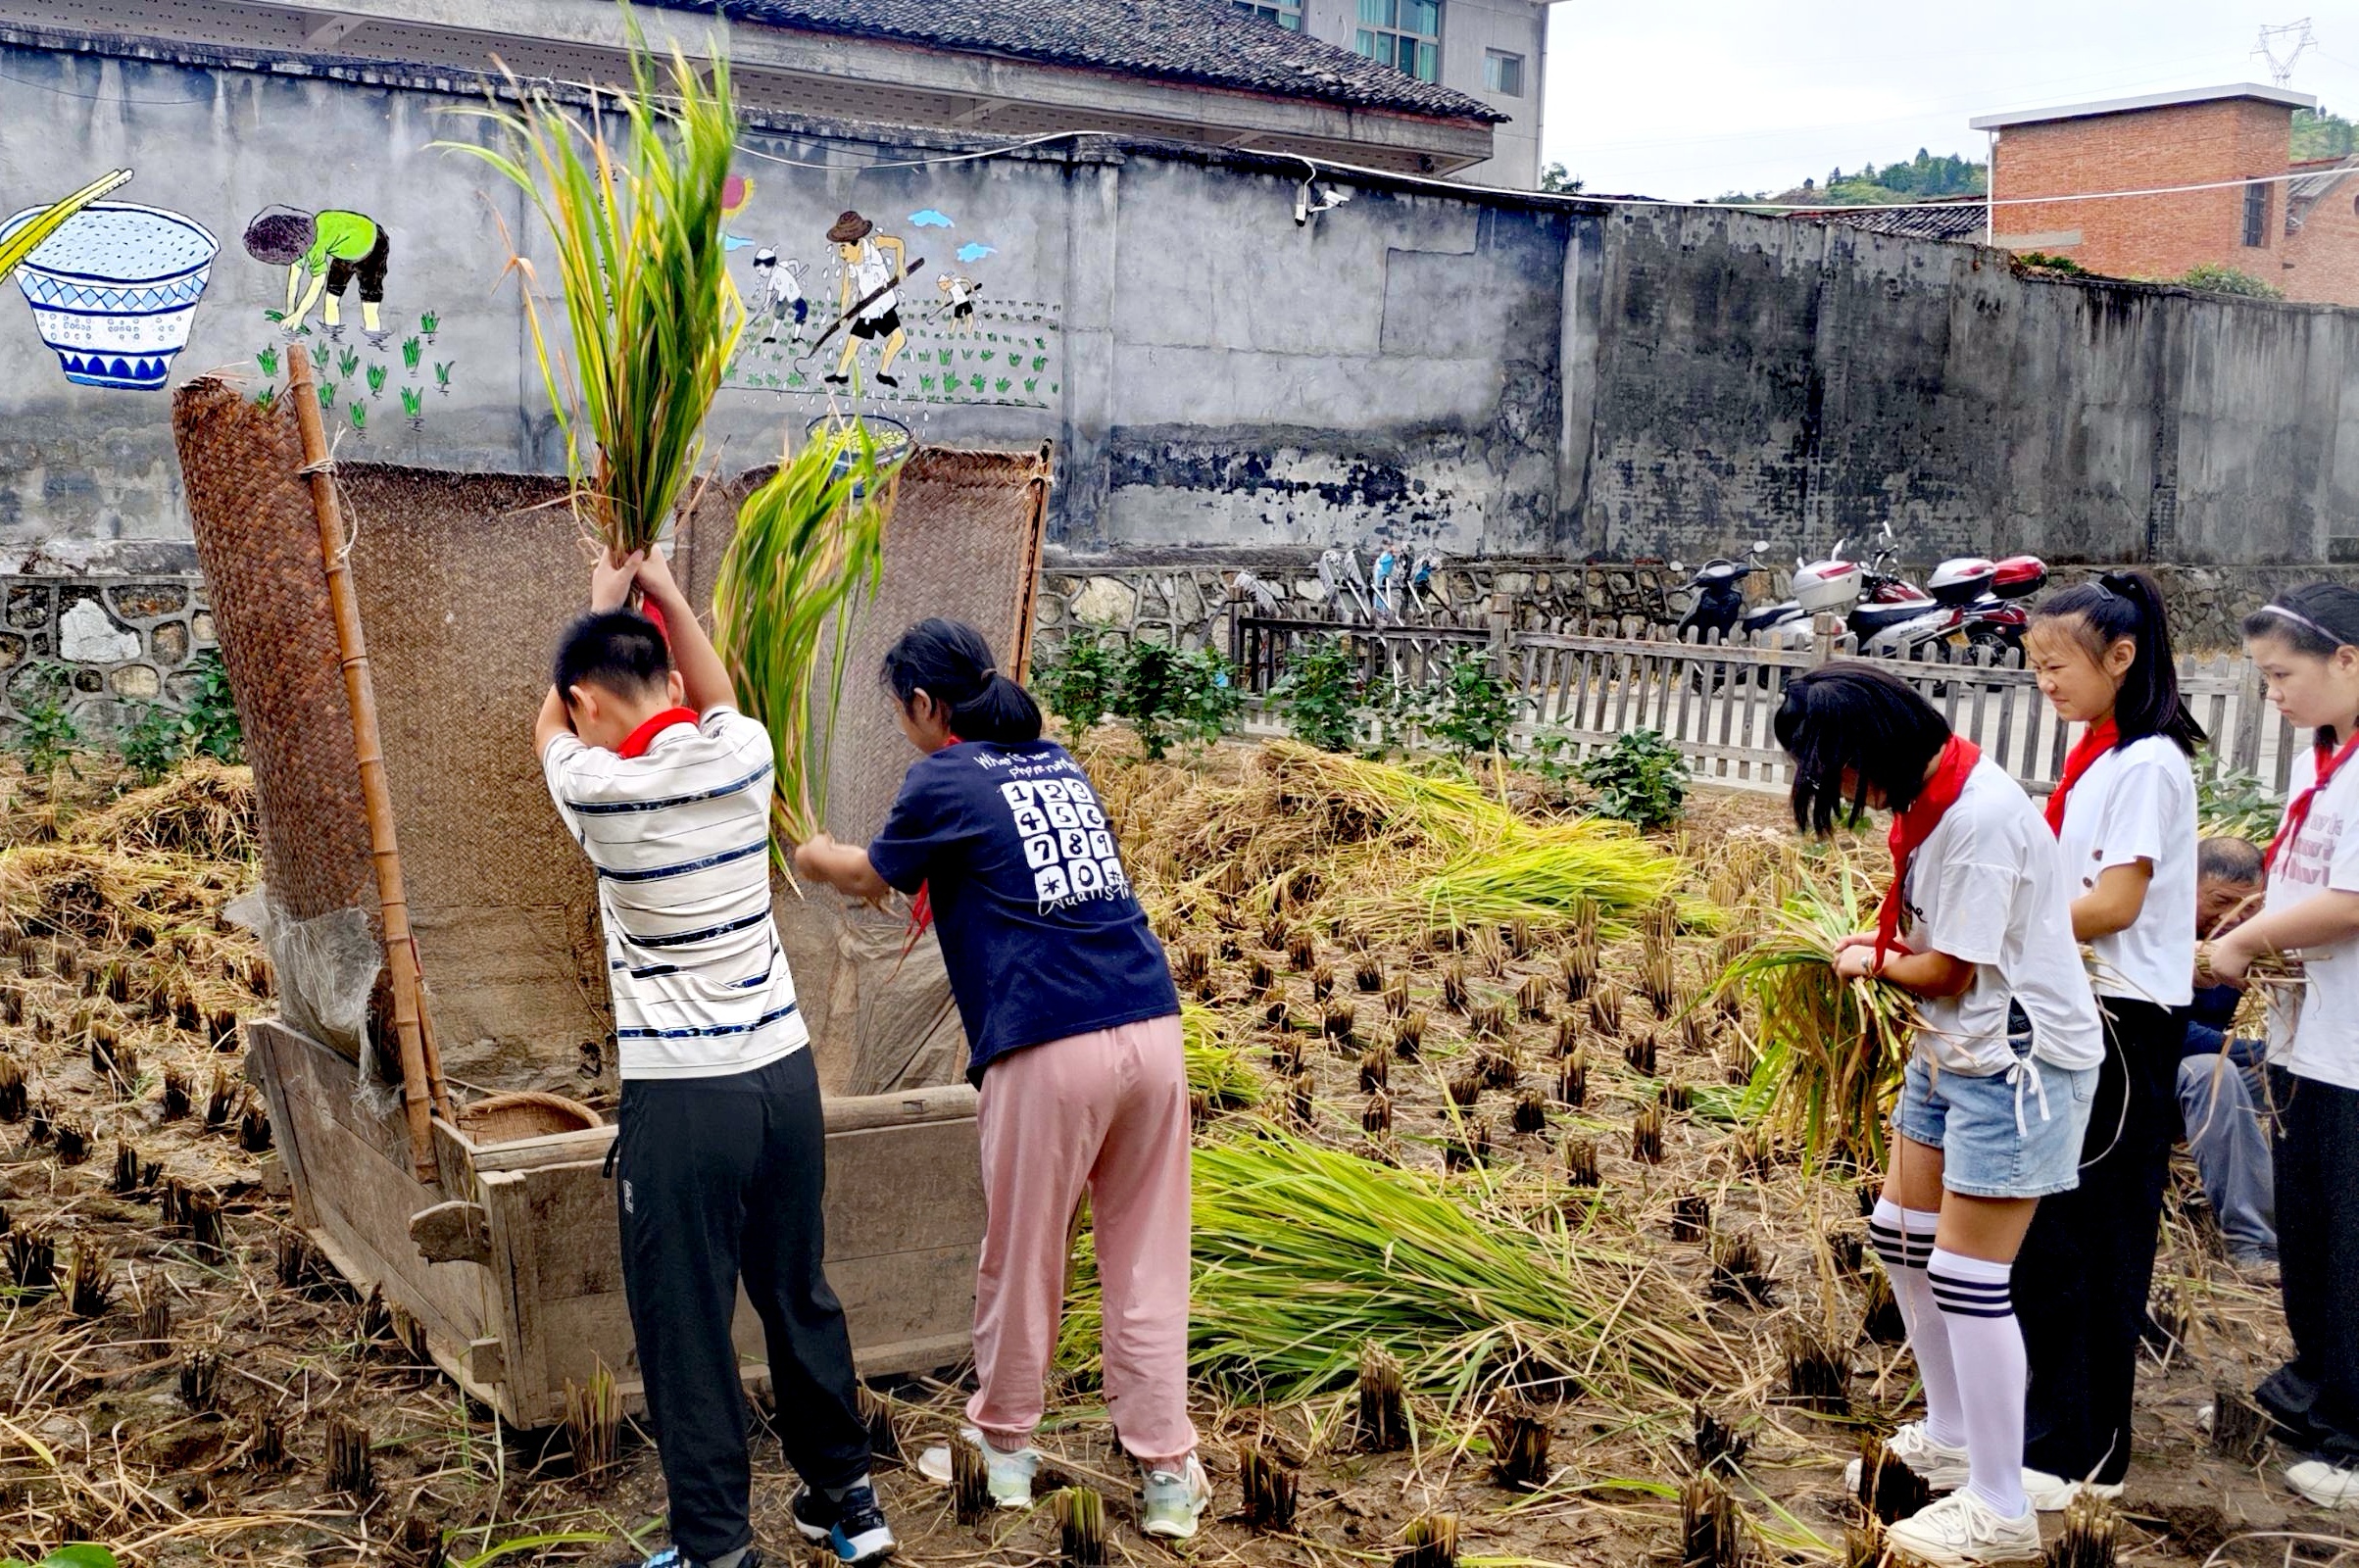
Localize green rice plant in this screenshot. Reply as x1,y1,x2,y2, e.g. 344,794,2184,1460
1715,853,1917,1166
710,422,889,852
1388,826,1686,935
445,8,743,555
1058,1127,1721,1408
1182,1004,1260,1110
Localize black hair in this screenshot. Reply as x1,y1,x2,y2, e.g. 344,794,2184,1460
554,610,672,706
879,617,1042,745
2196,835,2264,885
241,206,315,266
1773,662,1955,835
2030,568,2204,756
2242,583,2359,747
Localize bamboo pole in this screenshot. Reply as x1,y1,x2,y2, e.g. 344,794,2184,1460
284,344,450,1180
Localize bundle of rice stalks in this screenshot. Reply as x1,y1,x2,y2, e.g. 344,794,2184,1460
1782,1324,1850,1414
1366,827,1687,940
1360,1342,1409,1451
1446,1071,1485,1108
1551,1015,1579,1059
1632,1104,1664,1163
1285,1072,1316,1130
1590,984,1623,1038
1681,1474,1746,1568
1563,1136,1599,1187
1383,976,1411,1018
1671,1192,1710,1243
1310,964,1337,1003
1469,999,1508,1042
1516,973,1551,1021
1717,857,1917,1166
1444,1117,1494,1171
712,420,892,849
1323,1003,1357,1046
1397,1514,1458,1568
2046,1489,2120,1568
1362,1091,1394,1136
1693,1407,1749,1475
1287,931,1319,972
1856,1433,1932,1524
1480,1047,1523,1091
1511,1089,1548,1135
1441,963,1469,1013
1555,1052,1588,1108
1393,1010,1427,1059
1562,943,1597,1003
1626,1030,1659,1078
448,17,742,559
67,763,257,862
1858,1274,1907,1344
1359,1050,1390,1094
1062,1129,1722,1406
1355,957,1386,993
1471,926,1511,978
1707,1231,1772,1304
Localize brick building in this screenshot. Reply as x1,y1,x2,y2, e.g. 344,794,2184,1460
1970,82,2359,307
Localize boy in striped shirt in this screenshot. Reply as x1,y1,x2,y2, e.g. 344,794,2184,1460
536,547,896,1568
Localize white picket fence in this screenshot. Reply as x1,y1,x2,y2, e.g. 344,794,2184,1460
1230,612,2296,798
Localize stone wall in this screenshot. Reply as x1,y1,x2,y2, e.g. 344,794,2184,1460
0,575,214,736
2,26,2355,576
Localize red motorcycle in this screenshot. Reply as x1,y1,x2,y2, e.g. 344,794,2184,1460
1925,554,2051,663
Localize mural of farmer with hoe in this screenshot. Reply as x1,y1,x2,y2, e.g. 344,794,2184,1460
243,203,390,337
822,210,909,389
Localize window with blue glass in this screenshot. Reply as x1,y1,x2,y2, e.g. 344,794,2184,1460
1354,0,1442,82
1233,0,1303,28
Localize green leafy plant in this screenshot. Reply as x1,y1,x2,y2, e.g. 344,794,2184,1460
446,11,743,555
2016,251,2087,276
2197,755,2278,841
401,386,424,420
117,703,185,784
419,309,440,337
401,336,422,371
255,346,279,378
0,1545,118,1568
1425,647,1518,761
1270,634,1364,754
182,650,244,763
9,663,81,778
2175,263,2283,300
1577,728,1690,829
433,361,455,391
348,402,367,434
366,364,388,397
1526,729,1580,789
336,346,360,380
711,422,891,852
1113,641,1240,761
1034,635,1123,733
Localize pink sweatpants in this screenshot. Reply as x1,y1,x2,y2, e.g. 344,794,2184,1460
968,1012,1197,1465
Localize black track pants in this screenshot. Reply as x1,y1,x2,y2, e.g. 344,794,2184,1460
615,1048,870,1561
2257,1066,2359,1466
2016,998,2180,1486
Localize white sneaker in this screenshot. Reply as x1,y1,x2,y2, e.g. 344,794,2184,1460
2286,1459,2359,1509
1844,1421,1973,1494
2021,1468,2124,1513
1140,1452,1213,1541
915,1427,1040,1509
1886,1490,2043,1567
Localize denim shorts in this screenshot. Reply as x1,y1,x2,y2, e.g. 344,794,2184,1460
1893,1047,2098,1200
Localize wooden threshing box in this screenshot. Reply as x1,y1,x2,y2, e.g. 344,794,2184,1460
172,379,1050,1427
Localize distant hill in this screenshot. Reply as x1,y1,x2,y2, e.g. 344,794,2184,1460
2295,105,2357,160
1712,147,1988,207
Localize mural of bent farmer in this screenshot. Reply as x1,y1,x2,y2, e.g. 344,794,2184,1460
243,205,390,336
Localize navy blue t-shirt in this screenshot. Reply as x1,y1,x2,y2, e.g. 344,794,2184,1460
865,740,1179,1083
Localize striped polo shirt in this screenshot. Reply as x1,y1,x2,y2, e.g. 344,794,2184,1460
542,705,807,1079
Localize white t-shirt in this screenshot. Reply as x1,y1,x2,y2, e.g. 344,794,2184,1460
543,707,808,1080
2262,740,2359,1092
2055,735,2197,1007
852,239,898,319
1902,758,2105,1074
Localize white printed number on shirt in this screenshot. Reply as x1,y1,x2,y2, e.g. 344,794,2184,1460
1000,778,1128,908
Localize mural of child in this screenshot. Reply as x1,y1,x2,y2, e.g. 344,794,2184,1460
243,205,390,336
936,272,981,335
751,248,808,344
823,210,907,388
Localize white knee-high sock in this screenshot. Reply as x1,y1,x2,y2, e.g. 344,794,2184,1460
1869,1200,1965,1448
1928,1248,2030,1519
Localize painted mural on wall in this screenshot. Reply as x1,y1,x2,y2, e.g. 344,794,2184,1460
0,170,221,391
236,204,457,442
721,197,1061,414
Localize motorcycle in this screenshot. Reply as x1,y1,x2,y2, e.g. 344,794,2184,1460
1673,540,1775,642
1925,553,2051,662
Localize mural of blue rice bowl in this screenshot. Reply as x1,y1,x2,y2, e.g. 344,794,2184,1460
1,201,219,389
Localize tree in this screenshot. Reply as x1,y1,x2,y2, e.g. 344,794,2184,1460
1539,162,1584,193
2294,105,2357,160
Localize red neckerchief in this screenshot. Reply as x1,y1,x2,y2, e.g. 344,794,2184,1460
617,707,698,760
638,597,670,646
901,735,965,955
2043,717,2118,837
1875,736,1983,965
2266,730,2359,874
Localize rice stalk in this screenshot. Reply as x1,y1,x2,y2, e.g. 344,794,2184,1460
1183,1004,1261,1110
442,14,742,556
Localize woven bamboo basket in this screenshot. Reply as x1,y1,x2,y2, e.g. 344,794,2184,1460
454,1091,604,1146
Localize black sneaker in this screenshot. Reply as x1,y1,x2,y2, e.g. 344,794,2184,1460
793,1485,897,1564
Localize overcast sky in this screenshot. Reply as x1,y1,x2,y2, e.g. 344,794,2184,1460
1538,3,2359,201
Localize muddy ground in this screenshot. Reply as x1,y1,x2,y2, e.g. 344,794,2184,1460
0,749,2343,1568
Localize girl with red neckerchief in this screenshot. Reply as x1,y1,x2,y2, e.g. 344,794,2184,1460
1776,663,2101,1568
2208,584,2359,1512
2010,570,2204,1515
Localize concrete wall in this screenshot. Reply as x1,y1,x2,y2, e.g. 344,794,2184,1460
1,31,2355,580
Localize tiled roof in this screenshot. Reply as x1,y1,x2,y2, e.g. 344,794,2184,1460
1798,201,1990,243
2286,156,2358,233
636,0,1503,122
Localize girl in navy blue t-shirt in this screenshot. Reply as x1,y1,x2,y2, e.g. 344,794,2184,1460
796,619,1206,1540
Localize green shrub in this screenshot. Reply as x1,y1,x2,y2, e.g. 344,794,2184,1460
1033,635,1122,733
2016,251,2087,276
8,664,81,778
183,650,243,763
1271,635,1364,753
2174,263,2283,300
1577,729,1690,829
1114,641,1240,760
1425,648,1518,761
118,703,185,785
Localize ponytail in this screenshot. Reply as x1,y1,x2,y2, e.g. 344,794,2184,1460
879,617,1044,745
2032,568,2204,756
